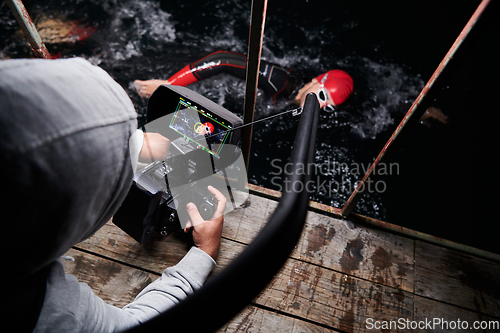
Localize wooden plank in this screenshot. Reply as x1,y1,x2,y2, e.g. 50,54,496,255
78,194,413,292
75,222,245,275
219,306,340,333
415,240,500,317
292,210,414,292
220,194,277,243
78,221,188,271
75,228,414,330
70,240,413,332
61,248,158,308
73,193,415,332
413,295,500,332
217,194,414,291
62,248,339,332
255,258,413,332
66,193,500,331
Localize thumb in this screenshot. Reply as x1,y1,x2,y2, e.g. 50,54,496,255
186,203,205,226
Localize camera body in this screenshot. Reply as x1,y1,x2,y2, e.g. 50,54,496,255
114,85,244,243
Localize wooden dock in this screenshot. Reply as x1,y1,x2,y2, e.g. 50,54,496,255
64,192,500,332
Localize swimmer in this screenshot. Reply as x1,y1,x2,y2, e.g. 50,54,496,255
135,50,448,124
134,50,353,111
34,13,96,44
194,122,214,136
420,106,449,127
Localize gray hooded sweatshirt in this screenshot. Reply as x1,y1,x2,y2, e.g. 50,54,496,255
0,58,215,332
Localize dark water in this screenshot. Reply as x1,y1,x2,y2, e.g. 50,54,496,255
1,0,498,253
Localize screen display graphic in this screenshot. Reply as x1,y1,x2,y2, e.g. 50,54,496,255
169,97,232,157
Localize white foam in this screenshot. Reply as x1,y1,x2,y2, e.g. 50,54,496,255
95,0,176,61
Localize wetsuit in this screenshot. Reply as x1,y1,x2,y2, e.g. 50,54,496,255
167,51,298,103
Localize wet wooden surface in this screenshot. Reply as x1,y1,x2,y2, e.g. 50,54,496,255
64,193,500,332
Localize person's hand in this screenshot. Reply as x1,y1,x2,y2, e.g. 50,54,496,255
139,132,171,162
184,186,226,260
134,79,170,98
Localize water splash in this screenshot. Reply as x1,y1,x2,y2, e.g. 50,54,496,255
97,0,176,62
0,0,426,221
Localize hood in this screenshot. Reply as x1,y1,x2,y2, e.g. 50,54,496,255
0,58,137,279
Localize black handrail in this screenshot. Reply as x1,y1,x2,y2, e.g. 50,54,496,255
126,92,320,333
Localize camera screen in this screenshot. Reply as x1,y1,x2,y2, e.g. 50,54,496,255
169,97,232,158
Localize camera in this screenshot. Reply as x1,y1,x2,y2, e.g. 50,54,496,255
113,85,246,243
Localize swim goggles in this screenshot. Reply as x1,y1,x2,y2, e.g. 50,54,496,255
318,73,335,112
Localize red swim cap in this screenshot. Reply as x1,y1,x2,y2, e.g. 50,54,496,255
315,69,354,106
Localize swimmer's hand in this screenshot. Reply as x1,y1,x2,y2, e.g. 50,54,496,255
184,186,226,260
134,79,170,98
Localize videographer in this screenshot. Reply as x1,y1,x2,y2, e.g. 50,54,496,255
0,57,226,332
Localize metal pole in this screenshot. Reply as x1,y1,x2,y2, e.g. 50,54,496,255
242,0,268,172
341,0,493,216
5,0,51,59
